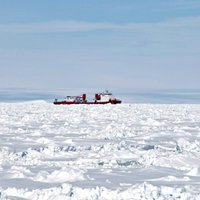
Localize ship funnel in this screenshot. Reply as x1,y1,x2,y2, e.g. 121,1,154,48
95,94,101,100
82,94,86,101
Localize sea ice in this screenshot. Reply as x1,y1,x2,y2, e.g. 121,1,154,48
0,101,200,199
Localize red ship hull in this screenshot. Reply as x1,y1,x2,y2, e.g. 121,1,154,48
54,99,121,105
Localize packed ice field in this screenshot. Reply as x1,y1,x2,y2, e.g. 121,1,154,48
0,101,200,199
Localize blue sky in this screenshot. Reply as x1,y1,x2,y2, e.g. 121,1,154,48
0,0,200,90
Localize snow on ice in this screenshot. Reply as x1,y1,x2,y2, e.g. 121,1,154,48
0,101,200,199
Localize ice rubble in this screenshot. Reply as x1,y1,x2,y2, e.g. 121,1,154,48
0,101,200,199
1,183,200,200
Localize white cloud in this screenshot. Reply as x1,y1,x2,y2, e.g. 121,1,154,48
0,16,200,33
0,21,120,33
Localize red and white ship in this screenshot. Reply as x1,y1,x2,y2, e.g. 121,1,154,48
53,90,122,105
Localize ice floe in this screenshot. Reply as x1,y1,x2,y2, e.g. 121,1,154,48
0,102,200,199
